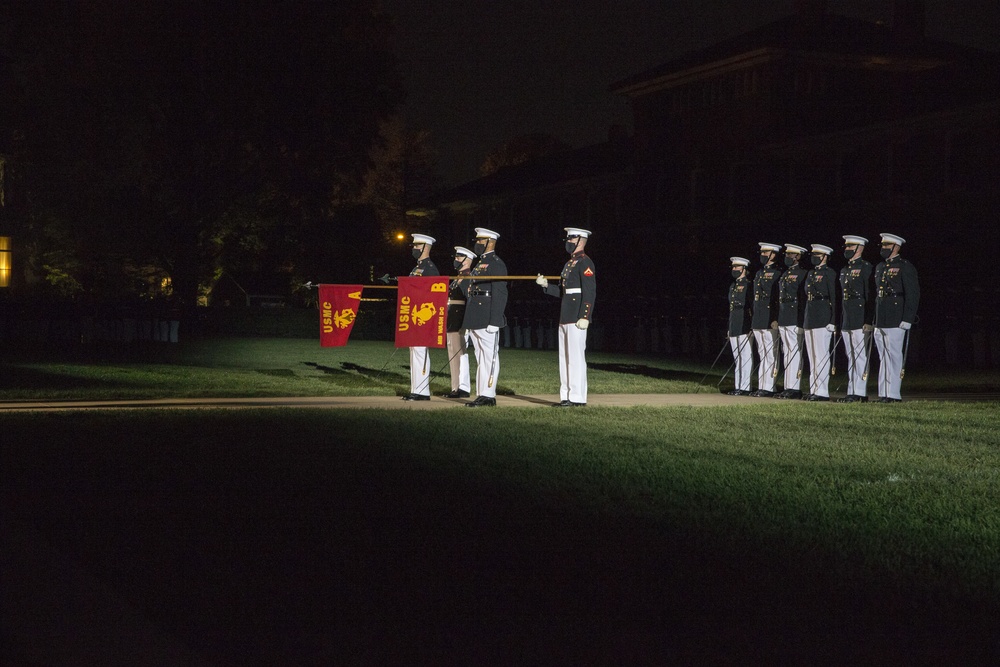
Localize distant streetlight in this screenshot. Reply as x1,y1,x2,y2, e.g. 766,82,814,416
395,232,405,241
0,236,11,288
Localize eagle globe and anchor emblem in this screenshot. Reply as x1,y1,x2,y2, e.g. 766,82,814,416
333,308,356,329
411,302,437,326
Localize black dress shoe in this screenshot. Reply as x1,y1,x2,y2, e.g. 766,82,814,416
402,393,430,401
726,389,750,396
552,400,573,407
753,390,775,398
875,397,902,403
442,389,470,398
805,394,830,402
836,395,860,403
800,393,813,400
465,396,496,407
783,390,803,400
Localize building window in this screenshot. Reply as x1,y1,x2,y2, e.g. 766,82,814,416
841,143,888,203
950,129,995,192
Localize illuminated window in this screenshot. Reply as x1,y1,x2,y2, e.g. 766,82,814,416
0,236,10,288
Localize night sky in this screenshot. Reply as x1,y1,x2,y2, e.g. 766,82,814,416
385,0,1000,186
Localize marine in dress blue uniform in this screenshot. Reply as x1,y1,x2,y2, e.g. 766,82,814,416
442,246,475,398
775,244,808,399
750,242,784,396
536,227,596,406
462,228,508,407
873,233,919,402
802,244,837,401
403,233,439,400
837,235,874,403
727,257,754,395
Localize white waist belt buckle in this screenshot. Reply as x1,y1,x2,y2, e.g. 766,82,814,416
564,288,582,294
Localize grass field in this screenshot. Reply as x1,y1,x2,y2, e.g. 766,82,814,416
2,339,1000,663
2,337,998,400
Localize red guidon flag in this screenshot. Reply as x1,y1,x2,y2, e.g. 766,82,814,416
395,276,448,348
318,284,362,347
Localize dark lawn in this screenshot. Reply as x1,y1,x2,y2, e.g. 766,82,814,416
3,411,998,666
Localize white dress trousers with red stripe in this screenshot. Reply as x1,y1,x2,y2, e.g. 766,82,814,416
409,346,431,396
558,323,588,403
874,326,906,400
778,325,803,391
752,328,780,392
841,328,870,397
446,330,470,392
804,327,833,397
729,334,753,392
469,328,499,398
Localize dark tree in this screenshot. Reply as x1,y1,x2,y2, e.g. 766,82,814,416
0,0,406,304
480,133,571,177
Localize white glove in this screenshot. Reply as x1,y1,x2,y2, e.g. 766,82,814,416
900,321,911,331
769,321,779,330
485,325,499,334
795,327,803,335
862,324,874,333
535,274,548,288
825,324,836,333
575,318,589,330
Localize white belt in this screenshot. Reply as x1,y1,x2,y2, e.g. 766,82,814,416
447,299,465,305
564,288,581,294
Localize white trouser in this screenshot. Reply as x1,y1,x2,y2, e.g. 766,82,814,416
804,327,833,397
779,325,804,392
841,328,871,397
446,330,470,392
752,328,780,392
409,346,431,396
469,328,500,398
558,322,588,403
729,334,753,392
874,326,907,400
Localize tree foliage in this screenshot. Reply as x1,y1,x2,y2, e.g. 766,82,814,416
480,133,571,177
0,0,409,305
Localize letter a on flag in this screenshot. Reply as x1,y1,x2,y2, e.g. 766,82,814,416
318,284,362,347
395,276,448,348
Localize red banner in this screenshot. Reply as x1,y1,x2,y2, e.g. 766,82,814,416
395,276,448,348
318,284,362,347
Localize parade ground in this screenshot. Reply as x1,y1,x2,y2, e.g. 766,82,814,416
3,340,1000,664
1,389,998,412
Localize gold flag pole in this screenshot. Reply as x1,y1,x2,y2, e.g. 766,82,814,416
363,276,561,287
452,275,561,280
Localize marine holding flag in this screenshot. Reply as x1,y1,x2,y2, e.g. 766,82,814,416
462,228,508,407
536,227,595,407
442,246,476,398
318,284,362,347
401,233,439,401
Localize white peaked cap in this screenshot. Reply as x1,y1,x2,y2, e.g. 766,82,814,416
730,257,750,267
811,244,833,255
758,242,781,252
784,244,807,254
474,227,500,239
454,246,476,259
564,227,591,238
411,233,436,245
843,234,868,245
880,232,906,245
